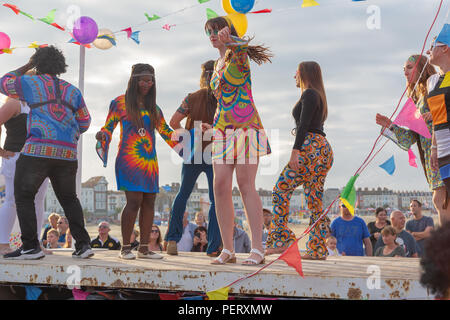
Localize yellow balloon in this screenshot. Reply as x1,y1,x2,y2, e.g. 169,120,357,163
227,12,248,37
222,0,236,14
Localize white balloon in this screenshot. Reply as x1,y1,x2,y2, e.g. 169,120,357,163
93,28,116,50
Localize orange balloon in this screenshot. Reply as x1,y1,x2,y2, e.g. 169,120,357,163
222,0,236,14
227,12,247,37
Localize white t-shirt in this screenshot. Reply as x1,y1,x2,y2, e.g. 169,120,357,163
177,225,193,252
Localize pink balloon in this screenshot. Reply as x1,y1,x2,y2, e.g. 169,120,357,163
73,16,98,44
0,32,11,55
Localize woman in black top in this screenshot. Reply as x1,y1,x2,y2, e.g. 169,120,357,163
367,207,391,254
266,62,334,260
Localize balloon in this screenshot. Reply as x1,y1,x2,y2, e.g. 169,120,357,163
231,0,255,14
93,28,116,50
227,13,248,37
222,0,236,14
0,32,11,55
73,16,98,44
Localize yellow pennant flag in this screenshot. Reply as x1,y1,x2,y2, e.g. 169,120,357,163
440,72,450,89
28,42,40,49
206,287,230,300
1,48,15,54
302,0,319,8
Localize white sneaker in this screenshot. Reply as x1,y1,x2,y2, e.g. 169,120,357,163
138,251,163,259
119,250,136,260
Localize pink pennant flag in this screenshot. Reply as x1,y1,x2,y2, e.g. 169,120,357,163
162,24,176,31
121,27,133,38
408,148,418,168
393,98,432,139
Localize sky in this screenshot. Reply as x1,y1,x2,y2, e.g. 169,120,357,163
0,0,449,192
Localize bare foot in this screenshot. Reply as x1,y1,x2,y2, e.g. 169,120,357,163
0,244,12,255
265,247,287,255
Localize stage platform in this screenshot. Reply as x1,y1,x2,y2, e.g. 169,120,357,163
0,249,430,300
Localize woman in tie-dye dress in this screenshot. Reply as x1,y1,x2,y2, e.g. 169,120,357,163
202,17,272,265
96,64,177,260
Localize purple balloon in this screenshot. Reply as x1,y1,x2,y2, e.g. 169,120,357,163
73,16,98,44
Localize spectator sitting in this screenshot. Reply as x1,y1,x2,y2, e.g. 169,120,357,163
149,224,163,252
63,229,73,249
420,221,450,300
374,226,406,257
262,208,272,250
42,213,61,247
367,207,391,254
326,236,341,256
374,210,418,257
191,226,208,252
176,212,198,252
130,229,140,251
46,229,61,249
57,216,69,247
406,199,434,257
233,218,251,254
195,212,208,229
331,202,372,256
90,221,121,250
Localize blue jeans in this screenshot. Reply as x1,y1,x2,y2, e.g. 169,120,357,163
165,162,221,254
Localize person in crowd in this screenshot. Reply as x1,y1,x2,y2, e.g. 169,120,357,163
326,236,341,256
234,218,251,254
166,61,220,258
267,61,333,261
90,221,121,250
148,224,163,252
130,229,140,251
63,229,72,249
96,64,177,260
41,213,61,247
57,216,69,247
46,229,61,249
191,226,208,252
375,210,418,257
203,17,272,265
175,211,198,252
374,226,406,257
0,46,94,260
194,212,208,229
375,54,449,225
406,199,434,257
367,207,391,254
420,221,450,300
262,208,272,250
331,202,372,256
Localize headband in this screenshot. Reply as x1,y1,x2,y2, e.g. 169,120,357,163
132,72,154,77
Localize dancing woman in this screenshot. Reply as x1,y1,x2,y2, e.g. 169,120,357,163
203,17,272,265
96,64,177,260
266,61,334,260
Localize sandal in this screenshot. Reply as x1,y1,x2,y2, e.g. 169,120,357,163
119,245,136,260
211,248,236,265
242,248,265,265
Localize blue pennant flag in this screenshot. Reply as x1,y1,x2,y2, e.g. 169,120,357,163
436,24,450,47
130,31,140,44
379,155,396,175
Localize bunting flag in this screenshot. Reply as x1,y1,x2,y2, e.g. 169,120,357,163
206,8,219,20
39,9,56,24
3,3,20,14
250,9,272,14
130,31,141,44
279,240,304,277
379,155,396,175
340,174,359,215
198,0,211,3
72,288,91,300
1,48,15,54
393,98,432,139
206,287,230,300
162,24,176,31
121,27,133,38
436,23,450,46
159,293,182,300
302,0,320,8
68,38,91,48
440,71,450,89
408,148,418,168
145,13,161,21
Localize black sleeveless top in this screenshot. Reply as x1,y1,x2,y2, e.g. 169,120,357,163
3,113,27,152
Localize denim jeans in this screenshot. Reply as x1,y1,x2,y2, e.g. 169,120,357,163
14,155,91,251
165,162,221,254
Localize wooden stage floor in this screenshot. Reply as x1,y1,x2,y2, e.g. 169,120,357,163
0,249,430,300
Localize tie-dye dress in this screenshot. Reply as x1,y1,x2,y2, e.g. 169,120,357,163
96,95,177,193
210,43,271,160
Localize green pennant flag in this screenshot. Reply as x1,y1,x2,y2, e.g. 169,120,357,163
198,0,211,3
206,8,219,20
339,174,359,215
19,10,35,20
145,13,161,21
39,9,56,24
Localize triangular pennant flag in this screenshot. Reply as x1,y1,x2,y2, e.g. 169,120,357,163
302,0,320,8
206,8,219,20
379,155,396,175
130,31,140,44
198,0,211,3
206,287,230,300
3,3,20,15
1,48,15,54
51,23,65,31
145,13,161,21
279,240,304,277
162,24,176,31
28,41,39,48
250,9,272,14
39,9,56,24
122,27,133,38
408,149,418,168
19,10,35,20
440,72,450,89
393,98,432,139
436,23,450,47
340,174,359,215
25,286,42,300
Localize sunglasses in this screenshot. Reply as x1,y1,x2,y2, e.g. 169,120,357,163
151,229,159,233
99,225,109,229
205,29,219,37
430,41,447,50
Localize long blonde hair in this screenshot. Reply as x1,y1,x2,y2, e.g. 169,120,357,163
406,55,436,103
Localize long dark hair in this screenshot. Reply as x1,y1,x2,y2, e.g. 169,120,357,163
205,17,273,65
297,61,328,122
200,60,218,119
125,64,158,130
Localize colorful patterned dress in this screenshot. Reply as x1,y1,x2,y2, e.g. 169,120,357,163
97,95,177,193
391,96,444,190
210,43,271,160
